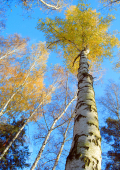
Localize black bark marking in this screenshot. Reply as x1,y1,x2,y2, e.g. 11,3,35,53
82,146,89,150
87,122,99,129
75,114,86,122
81,156,90,167
78,73,93,87
76,102,87,110
89,132,93,136
66,134,90,160
76,101,97,112
92,156,99,170
88,139,91,142
92,139,99,146
94,116,98,121
66,134,81,160
82,164,85,168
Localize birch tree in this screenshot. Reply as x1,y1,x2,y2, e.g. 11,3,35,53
0,65,75,164
31,94,77,170
37,1,120,169
0,38,53,160
0,85,55,161
30,67,77,170
0,64,66,161
52,117,72,170
0,39,50,119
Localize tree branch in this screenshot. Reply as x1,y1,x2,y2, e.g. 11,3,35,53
30,94,77,170
39,0,61,10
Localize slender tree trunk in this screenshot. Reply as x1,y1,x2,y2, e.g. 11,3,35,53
65,50,101,170
52,119,71,170
31,95,77,170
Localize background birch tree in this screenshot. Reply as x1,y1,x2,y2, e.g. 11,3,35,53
0,46,77,169
30,67,77,169
0,36,54,162
0,38,50,120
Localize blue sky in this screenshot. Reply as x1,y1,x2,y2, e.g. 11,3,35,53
1,0,120,169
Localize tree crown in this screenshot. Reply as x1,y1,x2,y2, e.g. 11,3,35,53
37,2,120,74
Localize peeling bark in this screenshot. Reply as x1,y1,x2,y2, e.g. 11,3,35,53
65,50,101,170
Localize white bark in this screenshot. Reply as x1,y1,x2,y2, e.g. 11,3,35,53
39,0,62,10
0,42,26,60
52,119,71,170
65,50,101,170
30,94,77,170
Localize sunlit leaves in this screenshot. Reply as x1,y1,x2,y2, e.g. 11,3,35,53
37,2,120,74
0,36,50,120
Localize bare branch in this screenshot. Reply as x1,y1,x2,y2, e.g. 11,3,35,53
39,0,62,10
0,42,26,60
49,25,81,52
30,94,77,170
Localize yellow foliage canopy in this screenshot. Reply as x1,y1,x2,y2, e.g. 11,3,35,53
0,36,50,120
37,3,120,74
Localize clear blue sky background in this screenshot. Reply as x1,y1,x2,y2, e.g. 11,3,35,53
1,0,120,169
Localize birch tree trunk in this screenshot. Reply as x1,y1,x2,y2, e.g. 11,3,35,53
31,94,77,170
65,50,101,170
52,119,71,170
